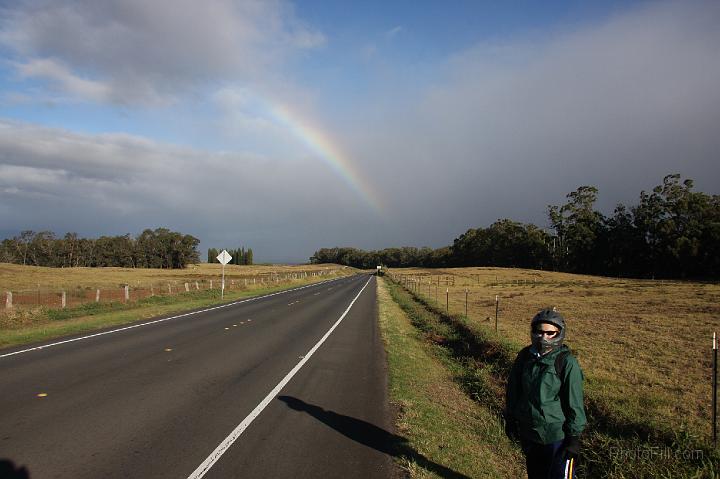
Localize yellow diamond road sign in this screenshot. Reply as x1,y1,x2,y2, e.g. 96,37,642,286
216,250,232,265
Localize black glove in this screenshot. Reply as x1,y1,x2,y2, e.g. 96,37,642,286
561,435,581,460
504,418,519,441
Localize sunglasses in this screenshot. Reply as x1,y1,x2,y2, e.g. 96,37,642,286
533,329,559,337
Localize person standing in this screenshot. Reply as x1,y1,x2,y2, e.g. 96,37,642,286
505,308,587,479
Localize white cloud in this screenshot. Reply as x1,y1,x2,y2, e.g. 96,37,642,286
0,0,325,105
16,58,112,102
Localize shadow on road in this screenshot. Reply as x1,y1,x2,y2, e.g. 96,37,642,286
0,459,30,479
277,396,472,479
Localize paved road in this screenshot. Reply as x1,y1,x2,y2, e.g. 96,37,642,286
0,274,398,478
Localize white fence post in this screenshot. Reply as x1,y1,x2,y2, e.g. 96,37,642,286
210,280,213,289
95,289,100,302
124,285,130,302
61,291,66,308
5,291,12,309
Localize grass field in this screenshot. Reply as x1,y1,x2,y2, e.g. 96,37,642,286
0,263,352,349
385,267,719,477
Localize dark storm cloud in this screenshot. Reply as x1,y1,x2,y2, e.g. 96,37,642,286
0,120,377,262
347,0,720,245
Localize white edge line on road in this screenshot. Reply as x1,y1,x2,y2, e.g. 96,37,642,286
186,275,373,479
0,275,362,360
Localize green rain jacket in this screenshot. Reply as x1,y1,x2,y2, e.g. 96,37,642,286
505,344,587,444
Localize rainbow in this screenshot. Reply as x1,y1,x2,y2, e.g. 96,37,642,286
268,102,383,213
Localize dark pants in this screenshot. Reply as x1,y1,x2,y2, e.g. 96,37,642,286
520,438,577,479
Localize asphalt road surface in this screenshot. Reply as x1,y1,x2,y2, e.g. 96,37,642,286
0,273,400,478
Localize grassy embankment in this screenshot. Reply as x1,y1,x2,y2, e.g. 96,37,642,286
0,263,351,350
383,267,719,478
377,277,525,478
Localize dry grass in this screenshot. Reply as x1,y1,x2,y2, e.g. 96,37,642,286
389,267,720,444
0,262,346,291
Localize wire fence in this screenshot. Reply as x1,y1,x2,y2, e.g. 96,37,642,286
386,270,565,334
3,269,344,311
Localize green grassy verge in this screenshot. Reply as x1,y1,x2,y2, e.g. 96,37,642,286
0,278,336,350
383,277,719,479
377,277,526,478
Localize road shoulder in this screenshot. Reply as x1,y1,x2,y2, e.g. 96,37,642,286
377,277,525,478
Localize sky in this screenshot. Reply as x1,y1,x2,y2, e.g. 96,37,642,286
0,0,718,263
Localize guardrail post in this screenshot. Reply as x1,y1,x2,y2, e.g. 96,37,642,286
95,289,100,302
124,285,129,302
5,291,12,309
61,291,66,308
185,283,189,292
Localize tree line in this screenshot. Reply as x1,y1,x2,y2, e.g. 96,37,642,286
0,228,200,269
311,174,720,279
207,247,253,265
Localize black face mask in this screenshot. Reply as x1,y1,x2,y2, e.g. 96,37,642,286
531,329,564,354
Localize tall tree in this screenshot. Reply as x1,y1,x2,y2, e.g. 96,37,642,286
548,186,605,273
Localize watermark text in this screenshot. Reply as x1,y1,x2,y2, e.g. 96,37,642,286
609,446,703,462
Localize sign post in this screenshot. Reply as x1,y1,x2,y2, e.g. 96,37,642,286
376,265,381,276
495,295,499,332
465,289,468,318
216,250,233,300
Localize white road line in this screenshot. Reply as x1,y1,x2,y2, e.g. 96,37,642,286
186,276,373,479
0,276,352,360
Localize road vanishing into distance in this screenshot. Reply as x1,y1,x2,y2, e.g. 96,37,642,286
0,274,399,478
